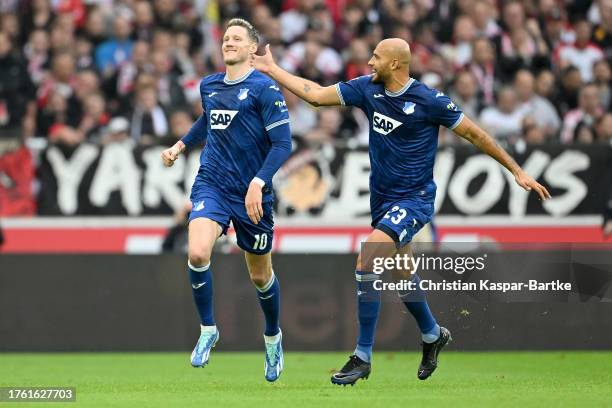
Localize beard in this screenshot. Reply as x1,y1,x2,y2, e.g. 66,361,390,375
371,72,384,83
224,56,241,65
223,51,246,65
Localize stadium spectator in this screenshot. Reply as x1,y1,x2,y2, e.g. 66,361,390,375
591,0,612,56
334,4,365,50
448,69,481,120
151,49,187,109
128,84,169,144
498,20,550,82
112,40,151,101
164,110,195,144
468,37,497,105
514,69,561,137
540,5,573,51
23,29,50,85
281,37,342,84
0,31,36,139
556,18,604,82
74,35,95,71
593,59,611,109
557,66,584,114
77,92,109,142
49,16,75,53
20,0,55,38
74,69,100,100
479,87,526,143
2,11,20,42
95,15,133,77
133,0,155,42
344,38,371,81
472,0,501,39
522,116,547,145
83,6,106,47
561,83,604,143
594,112,612,144
37,51,77,109
534,69,558,103
100,116,130,145
279,0,318,43
439,15,476,69
573,121,596,144
36,88,79,136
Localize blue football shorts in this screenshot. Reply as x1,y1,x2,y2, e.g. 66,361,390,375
372,195,435,247
189,184,274,254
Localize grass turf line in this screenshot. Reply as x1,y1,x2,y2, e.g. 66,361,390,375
0,352,610,407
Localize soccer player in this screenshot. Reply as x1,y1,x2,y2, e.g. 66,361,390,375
252,38,551,385
161,19,291,382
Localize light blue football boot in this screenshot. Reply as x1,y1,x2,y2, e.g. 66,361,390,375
191,329,219,368
264,330,284,382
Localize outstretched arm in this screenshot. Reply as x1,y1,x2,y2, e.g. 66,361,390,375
453,115,551,201
252,44,341,107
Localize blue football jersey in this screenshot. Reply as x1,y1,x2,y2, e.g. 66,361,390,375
194,69,290,201
336,75,464,205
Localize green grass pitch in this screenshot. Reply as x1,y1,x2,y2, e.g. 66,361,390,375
0,352,610,407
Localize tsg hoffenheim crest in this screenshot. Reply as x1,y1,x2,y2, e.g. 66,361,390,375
403,101,415,115
238,88,250,100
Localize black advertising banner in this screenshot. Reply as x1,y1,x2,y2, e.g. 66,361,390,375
1,252,611,351
34,142,612,217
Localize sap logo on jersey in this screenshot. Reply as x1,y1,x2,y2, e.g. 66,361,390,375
210,110,238,129
372,112,403,135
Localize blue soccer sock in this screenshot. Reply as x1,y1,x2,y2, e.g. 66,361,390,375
398,274,440,343
255,272,280,337
354,271,381,363
188,261,215,326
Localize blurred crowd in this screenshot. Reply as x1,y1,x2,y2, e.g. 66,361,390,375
0,0,611,150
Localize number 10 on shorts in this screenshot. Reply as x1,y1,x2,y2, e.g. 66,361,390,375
253,233,268,250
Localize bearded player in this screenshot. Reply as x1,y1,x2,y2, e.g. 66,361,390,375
252,38,550,385
162,19,291,382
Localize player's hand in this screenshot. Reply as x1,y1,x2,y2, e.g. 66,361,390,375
161,142,184,167
245,181,264,224
514,171,551,201
251,44,276,74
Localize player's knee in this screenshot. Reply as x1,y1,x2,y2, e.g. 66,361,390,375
248,264,272,287
250,274,268,288
188,244,212,268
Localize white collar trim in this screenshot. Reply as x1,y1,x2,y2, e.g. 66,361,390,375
385,77,415,97
224,68,255,84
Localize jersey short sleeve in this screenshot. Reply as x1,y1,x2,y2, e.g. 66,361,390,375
335,75,372,107
428,90,464,130
258,82,290,132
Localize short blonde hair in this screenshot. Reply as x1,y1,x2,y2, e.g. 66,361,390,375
226,18,260,44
